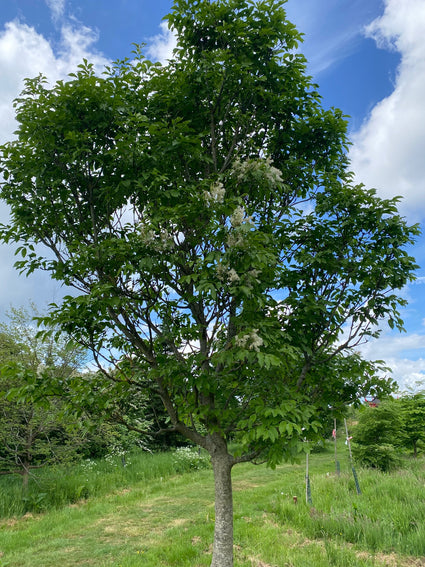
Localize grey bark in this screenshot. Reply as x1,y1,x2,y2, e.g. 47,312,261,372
210,447,235,567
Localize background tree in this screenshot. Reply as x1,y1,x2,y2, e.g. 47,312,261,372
399,393,425,458
0,307,159,486
0,0,418,564
0,305,88,487
351,400,404,472
61,362,184,454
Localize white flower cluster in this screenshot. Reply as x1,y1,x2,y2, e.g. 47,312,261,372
216,262,240,284
216,262,227,280
173,446,210,472
230,205,245,227
232,157,283,187
247,268,261,282
228,204,254,249
203,181,226,205
227,232,245,248
138,222,175,251
263,157,284,186
216,262,261,290
235,329,264,352
228,268,240,283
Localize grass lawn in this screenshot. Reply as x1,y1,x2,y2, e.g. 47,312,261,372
1,445,425,566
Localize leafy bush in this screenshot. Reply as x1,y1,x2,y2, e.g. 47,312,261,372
352,442,402,472
352,401,403,472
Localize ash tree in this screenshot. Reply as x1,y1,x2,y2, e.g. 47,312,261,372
0,0,418,564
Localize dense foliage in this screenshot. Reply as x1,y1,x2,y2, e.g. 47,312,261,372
352,394,425,471
399,393,425,457
352,401,403,472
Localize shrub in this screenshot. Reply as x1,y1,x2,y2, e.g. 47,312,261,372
352,401,403,472
352,442,402,472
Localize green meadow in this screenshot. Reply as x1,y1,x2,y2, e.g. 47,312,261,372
1,443,424,566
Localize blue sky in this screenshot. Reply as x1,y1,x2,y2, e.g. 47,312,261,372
0,0,425,391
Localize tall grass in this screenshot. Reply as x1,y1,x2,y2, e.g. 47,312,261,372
0,446,210,518
269,449,425,557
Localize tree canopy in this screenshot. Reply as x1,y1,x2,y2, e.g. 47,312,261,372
0,0,418,564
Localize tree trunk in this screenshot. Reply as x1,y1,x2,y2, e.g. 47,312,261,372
210,449,234,567
22,462,30,491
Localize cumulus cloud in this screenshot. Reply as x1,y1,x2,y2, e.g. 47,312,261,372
350,0,425,221
146,21,177,64
0,20,108,145
380,358,425,393
360,332,425,360
0,22,54,144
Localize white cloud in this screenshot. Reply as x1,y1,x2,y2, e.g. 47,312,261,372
56,22,107,73
350,0,425,221
146,21,177,64
381,358,425,393
0,22,54,144
360,332,425,360
357,331,425,391
45,0,66,23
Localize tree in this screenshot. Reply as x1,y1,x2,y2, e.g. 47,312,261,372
0,305,88,487
0,307,154,484
0,1,418,564
399,393,425,458
60,363,180,453
351,400,403,472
